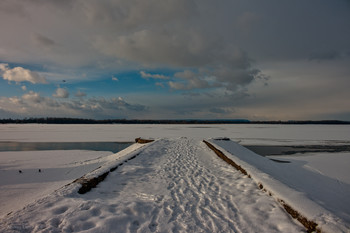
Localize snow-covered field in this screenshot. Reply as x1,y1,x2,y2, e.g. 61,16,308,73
0,124,350,232
0,150,114,217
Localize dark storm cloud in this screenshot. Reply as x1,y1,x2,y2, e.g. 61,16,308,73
32,33,56,48
309,51,341,62
0,0,349,119
0,0,27,17
0,92,147,118
2,0,349,84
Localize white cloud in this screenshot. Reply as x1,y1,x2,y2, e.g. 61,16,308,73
140,71,169,80
0,63,8,72
155,82,165,88
21,85,27,91
53,88,69,98
22,91,43,103
75,90,87,97
0,63,47,84
112,76,119,81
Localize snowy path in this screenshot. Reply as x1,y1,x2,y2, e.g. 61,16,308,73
0,138,303,232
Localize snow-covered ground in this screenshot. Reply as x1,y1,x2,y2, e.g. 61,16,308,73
210,139,350,233
0,150,116,217
269,152,350,185
0,138,306,233
0,124,350,232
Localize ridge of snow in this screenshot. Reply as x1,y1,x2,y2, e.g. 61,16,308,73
74,141,154,182
209,138,350,233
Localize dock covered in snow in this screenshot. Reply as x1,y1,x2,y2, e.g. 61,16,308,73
1,137,349,232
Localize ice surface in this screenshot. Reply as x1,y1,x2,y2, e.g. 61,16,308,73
269,152,350,185
1,124,350,145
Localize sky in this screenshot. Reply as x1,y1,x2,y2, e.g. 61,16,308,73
0,0,349,120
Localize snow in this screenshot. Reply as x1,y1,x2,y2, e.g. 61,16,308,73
0,124,350,232
269,152,350,185
0,138,305,232
1,124,350,145
0,150,113,217
210,139,350,233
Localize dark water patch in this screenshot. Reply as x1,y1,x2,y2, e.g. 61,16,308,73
188,126,215,128
245,145,350,156
0,141,133,153
269,158,291,163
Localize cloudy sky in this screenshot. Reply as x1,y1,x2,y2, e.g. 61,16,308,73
0,0,349,120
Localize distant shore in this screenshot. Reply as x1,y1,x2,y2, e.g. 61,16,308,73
1,117,349,125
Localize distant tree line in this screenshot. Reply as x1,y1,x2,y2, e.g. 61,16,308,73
0,117,349,124
249,120,350,125
0,118,250,124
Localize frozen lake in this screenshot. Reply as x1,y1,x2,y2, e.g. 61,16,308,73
1,141,350,157
1,123,350,145
0,141,133,153
246,144,350,156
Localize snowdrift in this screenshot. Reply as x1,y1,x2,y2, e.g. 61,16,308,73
209,138,349,233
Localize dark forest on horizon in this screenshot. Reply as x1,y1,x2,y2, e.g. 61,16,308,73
0,118,349,125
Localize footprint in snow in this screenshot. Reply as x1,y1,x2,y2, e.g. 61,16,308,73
148,222,158,232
